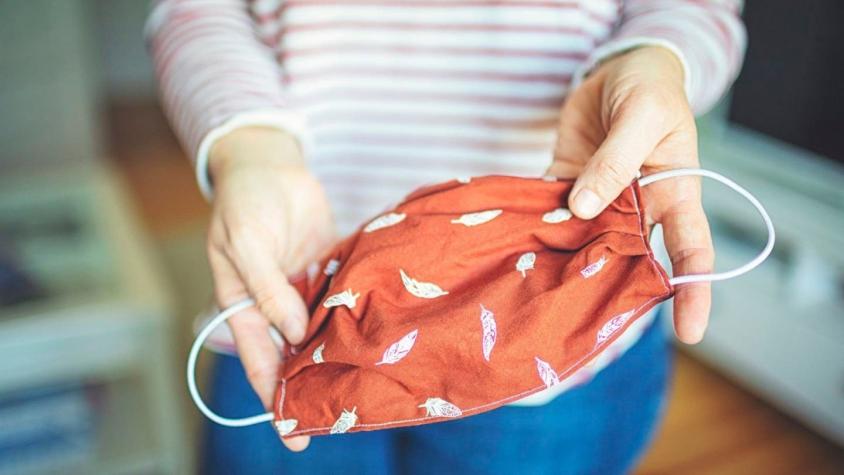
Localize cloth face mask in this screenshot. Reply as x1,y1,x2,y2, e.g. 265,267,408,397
188,168,774,438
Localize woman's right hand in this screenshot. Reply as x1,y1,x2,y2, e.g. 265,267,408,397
207,127,336,452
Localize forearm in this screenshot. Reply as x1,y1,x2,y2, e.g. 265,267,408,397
146,0,306,197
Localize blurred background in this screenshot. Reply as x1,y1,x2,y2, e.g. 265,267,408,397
0,1,842,474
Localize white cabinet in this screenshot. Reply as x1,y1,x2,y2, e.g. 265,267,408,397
0,165,190,474
662,123,844,446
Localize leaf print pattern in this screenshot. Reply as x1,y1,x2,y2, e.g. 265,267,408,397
596,310,636,345
516,252,536,278
542,208,573,224
399,269,449,299
375,329,418,365
535,356,561,389
419,398,462,418
329,407,358,434
580,256,608,278
312,342,325,364
364,212,406,233
480,305,497,362
274,419,298,436
323,259,340,276
323,289,361,309
450,209,502,227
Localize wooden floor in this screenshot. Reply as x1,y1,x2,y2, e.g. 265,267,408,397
106,101,844,474
636,353,844,474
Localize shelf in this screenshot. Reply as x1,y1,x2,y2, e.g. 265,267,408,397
0,164,189,473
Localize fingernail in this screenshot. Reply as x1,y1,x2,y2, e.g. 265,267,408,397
573,189,601,218
690,322,707,344
282,315,306,344
679,321,706,345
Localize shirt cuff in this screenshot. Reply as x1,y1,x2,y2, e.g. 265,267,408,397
570,37,692,104
194,110,312,201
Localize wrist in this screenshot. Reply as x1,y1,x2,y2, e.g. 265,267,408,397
605,45,686,90
638,45,685,85
209,127,305,183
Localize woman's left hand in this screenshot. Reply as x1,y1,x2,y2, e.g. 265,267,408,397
547,46,714,344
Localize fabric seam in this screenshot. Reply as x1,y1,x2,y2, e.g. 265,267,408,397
630,183,673,294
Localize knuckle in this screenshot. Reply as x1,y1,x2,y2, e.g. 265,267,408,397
252,286,287,323
215,284,249,308
206,238,221,260
245,360,278,385
206,223,227,256
623,86,672,122
670,246,715,274
228,224,259,250
225,215,273,249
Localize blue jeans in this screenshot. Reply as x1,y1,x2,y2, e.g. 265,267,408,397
202,317,671,475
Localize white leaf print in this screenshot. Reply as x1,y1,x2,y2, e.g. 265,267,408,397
329,407,358,434
480,305,497,362
450,209,503,227
418,397,462,418
542,208,573,224
364,212,406,233
399,269,449,299
580,256,608,278
596,310,636,345
535,356,561,389
274,419,298,436
323,259,340,276
312,342,325,364
323,289,361,309
456,176,472,184
375,329,418,365
516,252,536,278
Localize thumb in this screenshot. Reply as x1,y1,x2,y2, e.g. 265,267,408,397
231,233,309,345
568,105,664,219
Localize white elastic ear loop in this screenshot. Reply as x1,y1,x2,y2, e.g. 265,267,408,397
186,298,275,427
638,168,775,286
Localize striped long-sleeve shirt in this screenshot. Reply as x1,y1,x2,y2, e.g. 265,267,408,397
148,0,745,404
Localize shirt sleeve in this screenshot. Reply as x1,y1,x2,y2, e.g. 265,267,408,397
145,0,309,199
573,0,747,116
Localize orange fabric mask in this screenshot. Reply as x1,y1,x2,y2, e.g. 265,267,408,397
188,169,774,438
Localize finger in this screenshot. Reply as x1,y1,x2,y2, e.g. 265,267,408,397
281,435,311,452
659,184,714,344
228,312,312,453
225,308,311,452
226,233,309,345
209,248,310,452
208,240,251,308
208,248,281,403
229,309,283,409
568,101,665,219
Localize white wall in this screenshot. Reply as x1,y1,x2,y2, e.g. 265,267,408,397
0,0,160,170
0,0,102,169
92,0,158,98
